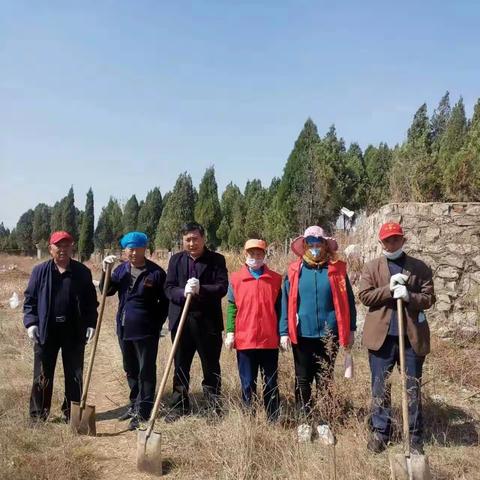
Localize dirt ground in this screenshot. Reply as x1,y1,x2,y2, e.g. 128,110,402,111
0,254,479,479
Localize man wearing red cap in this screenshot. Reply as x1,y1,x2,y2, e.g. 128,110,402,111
359,222,435,454
23,231,98,422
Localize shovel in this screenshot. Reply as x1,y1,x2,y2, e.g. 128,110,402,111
389,298,432,480
70,262,113,436
137,293,192,475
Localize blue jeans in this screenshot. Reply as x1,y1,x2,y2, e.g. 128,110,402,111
237,349,280,421
369,335,425,444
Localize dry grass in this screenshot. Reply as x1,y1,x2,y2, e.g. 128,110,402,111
0,253,479,480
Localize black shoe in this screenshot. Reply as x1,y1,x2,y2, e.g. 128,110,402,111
128,417,140,431
118,409,134,421
367,432,387,454
164,410,187,424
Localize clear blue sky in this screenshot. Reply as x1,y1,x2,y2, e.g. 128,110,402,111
1,1,479,228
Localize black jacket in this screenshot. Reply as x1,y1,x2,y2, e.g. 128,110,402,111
101,259,168,340
23,259,98,345
165,249,228,332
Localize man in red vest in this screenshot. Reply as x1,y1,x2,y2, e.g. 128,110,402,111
280,226,356,443
225,239,282,421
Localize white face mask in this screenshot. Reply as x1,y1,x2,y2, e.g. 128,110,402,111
383,248,404,260
246,257,265,270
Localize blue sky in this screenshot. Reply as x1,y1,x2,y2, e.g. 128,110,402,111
1,1,479,228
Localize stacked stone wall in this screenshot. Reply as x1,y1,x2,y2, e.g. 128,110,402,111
352,202,480,335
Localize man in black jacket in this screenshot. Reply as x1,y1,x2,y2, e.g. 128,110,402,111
23,231,98,422
165,222,228,421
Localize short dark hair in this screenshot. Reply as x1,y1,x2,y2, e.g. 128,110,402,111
181,222,205,237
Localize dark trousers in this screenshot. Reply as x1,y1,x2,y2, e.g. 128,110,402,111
237,349,280,421
292,336,338,419
30,327,85,420
369,335,425,444
118,335,159,420
170,318,222,413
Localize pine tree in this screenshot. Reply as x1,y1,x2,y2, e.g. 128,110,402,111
195,167,222,249
16,209,35,254
78,188,94,261
123,195,139,232
430,91,451,150
343,143,366,211
137,187,163,253
217,183,243,248
94,197,123,252
364,143,393,212
444,98,480,200
32,203,51,248
156,173,196,250
228,197,246,248
243,180,266,239
62,187,78,240
50,200,64,232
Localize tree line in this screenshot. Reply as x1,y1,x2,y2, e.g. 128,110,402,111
1,92,479,259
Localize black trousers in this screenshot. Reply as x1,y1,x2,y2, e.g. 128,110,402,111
292,336,338,419
170,317,222,412
30,326,85,420
118,335,159,420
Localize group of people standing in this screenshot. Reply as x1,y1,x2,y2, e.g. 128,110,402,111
23,220,435,454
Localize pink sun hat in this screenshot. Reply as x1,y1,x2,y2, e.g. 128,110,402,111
290,225,339,257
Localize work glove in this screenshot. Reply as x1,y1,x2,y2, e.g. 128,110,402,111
389,273,409,291
280,335,291,352
27,325,39,344
184,277,200,296
102,255,117,272
393,284,410,302
224,332,235,350
344,352,354,379
86,327,95,343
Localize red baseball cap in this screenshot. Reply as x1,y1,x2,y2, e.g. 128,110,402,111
49,231,74,245
379,222,404,241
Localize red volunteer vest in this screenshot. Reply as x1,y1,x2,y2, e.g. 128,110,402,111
287,259,351,347
230,265,282,350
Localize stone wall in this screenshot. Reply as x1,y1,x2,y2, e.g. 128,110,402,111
351,202,480,335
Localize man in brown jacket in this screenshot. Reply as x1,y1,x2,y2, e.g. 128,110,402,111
358,222,435,454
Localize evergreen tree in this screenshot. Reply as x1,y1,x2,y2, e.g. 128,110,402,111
444,98,480,201
156,173,195,250
16,209,35,254
50,200,64,232
364,143,393,211
430,91,451,150
62,187,78,240
137,187,163,252
217,183,243,248
228,196,246,248
195,167,222,249
123,194,139,232
32,203,51,248
78,188,94,261
94,197,123,251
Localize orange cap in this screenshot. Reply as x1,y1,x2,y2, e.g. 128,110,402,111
244,239,267,251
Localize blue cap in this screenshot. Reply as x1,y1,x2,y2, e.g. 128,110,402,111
120,231,148,249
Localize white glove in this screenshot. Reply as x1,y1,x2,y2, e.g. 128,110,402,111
344,352,354,379
280,335,291,352
86,327,95,343
224,332,235,350
102,255,117,272
27,325,39,344
389,273,409,291
393,284,410,302
185,277,200,296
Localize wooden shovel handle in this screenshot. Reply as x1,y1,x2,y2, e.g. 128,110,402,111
145,293,192,437
397,298,411,458
80,262,113,409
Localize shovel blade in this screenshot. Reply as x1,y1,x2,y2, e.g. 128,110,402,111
137,428,162,475
389,453,432,480
70,402,96,436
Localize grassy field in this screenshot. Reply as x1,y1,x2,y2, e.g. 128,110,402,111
0,252,478,479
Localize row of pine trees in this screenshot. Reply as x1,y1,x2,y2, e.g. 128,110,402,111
1,92,479,258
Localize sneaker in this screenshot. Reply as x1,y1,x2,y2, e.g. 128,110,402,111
297,423,313,443
316,424,335,445
164,410,186,424
367,432,387,454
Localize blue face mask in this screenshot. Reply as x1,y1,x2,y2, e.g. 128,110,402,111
309,248,321,258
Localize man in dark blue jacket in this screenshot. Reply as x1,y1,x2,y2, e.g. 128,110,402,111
100,231,168,430
23,231,98,422
165,222,228,421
